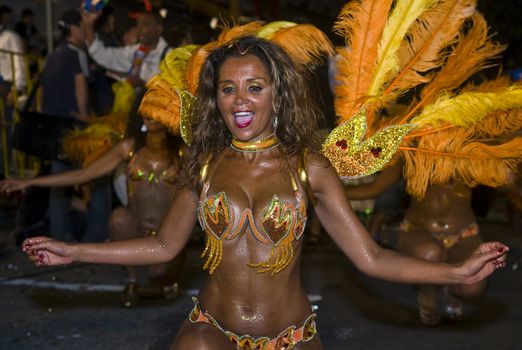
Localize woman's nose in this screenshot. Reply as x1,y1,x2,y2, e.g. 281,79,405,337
234,91,248,105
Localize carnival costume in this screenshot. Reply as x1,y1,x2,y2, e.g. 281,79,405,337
322,0,522,326
323,0,522,213
138,21,333,349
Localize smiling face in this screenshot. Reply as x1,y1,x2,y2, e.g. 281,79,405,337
217,55,274,141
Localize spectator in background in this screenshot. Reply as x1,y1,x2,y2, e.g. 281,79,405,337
83,10,170,90
0,5,26,95
121,22,138,46
42,10,89,121
41,10,111,243
0,5,26,179
15,8,42,56
14,8,43,77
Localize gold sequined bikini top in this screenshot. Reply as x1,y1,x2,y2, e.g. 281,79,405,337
197,150,316,276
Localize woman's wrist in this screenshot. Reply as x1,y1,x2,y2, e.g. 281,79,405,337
448,263,467,285
67,242,80,263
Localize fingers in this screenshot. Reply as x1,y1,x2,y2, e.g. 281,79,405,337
0,180,24,194
0,181,12,193
478,241,509,255
482,245,508,262
478,244,509,271
22,236,52,252
26,249,47,266
462,243,510,285
493,259,506,269
492,245,509,269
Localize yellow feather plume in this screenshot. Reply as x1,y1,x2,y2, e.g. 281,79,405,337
257,21,296,39
111,80,135,115
411,86,522,127
160,44,199,90
333,0,393,122
63,112,127,167
368,0,438,97
461,79,522,137
384,0,476,101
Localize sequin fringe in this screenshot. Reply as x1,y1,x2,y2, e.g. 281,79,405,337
201,235,223,274
248,243,294,277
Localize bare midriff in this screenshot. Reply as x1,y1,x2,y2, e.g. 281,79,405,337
405,183,475,235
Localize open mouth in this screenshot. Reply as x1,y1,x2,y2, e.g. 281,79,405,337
234,111,254,128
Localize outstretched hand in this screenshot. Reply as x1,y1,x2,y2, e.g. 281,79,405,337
0,179,29,194
458,241,509,285
22,236,75,266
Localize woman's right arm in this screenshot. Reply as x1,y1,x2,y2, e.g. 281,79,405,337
0,139,133,193
23,185,198,267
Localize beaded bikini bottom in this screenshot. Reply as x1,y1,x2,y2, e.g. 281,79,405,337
188,297,317,350
400,220,479,249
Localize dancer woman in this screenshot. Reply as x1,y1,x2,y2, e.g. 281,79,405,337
11,37,509,349
1,113,184,306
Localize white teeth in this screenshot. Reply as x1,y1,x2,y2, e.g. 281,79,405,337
234,111,254,117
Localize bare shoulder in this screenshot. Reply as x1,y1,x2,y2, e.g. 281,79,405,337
114,138,135,157
304,150,331,170
303,150,341,192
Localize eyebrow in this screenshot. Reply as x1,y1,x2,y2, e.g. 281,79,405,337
218,77,268,84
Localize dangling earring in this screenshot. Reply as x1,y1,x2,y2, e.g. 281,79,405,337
273,116,279,130
141,124,148,133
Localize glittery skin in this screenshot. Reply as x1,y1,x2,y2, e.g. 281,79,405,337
322,109,415,178
189,297,317,350
235,305,265,324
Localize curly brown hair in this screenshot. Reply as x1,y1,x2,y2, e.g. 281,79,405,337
180,36,323,188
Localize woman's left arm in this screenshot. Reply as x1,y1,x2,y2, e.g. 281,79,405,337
306,153,508,286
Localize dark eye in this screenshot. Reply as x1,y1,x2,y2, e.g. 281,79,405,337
222,86,234,94
249,85,262,92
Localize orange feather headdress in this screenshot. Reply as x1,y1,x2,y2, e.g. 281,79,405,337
324,0,522,199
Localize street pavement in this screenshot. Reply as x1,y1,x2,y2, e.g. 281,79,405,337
0,195,521,350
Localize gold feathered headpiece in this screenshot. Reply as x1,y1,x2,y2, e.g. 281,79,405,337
138,21,334,145
62,112,127,167
324,0,522,198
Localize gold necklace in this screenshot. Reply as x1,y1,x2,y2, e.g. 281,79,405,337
230,134,280,153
